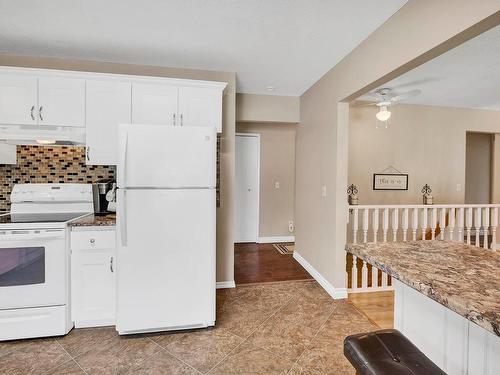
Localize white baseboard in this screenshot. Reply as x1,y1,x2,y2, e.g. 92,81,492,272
293,251,347,300
216,281,236,289
258,236,295,243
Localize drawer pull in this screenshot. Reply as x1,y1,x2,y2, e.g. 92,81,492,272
110,257,114,273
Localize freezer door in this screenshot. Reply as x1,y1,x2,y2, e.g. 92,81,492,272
116,188,216,334
117,124,216,188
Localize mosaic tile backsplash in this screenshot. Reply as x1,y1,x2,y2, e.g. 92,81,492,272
0,146,115,211
0,141,221,211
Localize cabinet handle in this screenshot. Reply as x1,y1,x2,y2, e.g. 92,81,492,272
110,257,114,273
173,113,176,126
86,147,90,162
38,106,43,121
89,238,95,244
30,106,35,121
180,114,183,126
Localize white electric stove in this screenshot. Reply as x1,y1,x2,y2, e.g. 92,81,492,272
0,183,93,341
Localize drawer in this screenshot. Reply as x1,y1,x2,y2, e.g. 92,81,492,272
71,229,115,250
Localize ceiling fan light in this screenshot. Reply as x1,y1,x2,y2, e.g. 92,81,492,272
376,106,391,122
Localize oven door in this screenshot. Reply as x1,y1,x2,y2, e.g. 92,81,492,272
0,229,66,310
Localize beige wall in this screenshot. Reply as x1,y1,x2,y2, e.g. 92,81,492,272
349,105,500,206
296,2,500,294
236,93,300,123
236,123,296,237
465,132,492,204
491,134,500,203
0,54,236,284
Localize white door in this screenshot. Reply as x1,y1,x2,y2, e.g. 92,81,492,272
178,87,222,132
0,74,38,125
235,134,260,242
131,83,178,125
116,188,216,334
117,125,216,188
86,80,131,165
38,77,85,127
71,250,115,328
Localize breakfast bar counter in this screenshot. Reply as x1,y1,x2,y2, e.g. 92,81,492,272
346,240,500,374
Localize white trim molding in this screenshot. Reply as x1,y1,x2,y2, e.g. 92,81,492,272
258,236,295,243
293,251,347,300
216,281,236,289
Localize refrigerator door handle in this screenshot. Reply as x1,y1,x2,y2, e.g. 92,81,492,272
118,128,128,187
120,189,127,246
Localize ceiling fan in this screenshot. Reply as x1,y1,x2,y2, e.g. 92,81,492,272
358,87,421,122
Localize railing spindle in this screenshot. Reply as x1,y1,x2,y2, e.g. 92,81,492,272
440,208,446,240
492,208,498,251
412,208,418,241
382,208,389,243
482,207,490,250
392,208,399,242
351,255,358,290
363,209,369,244
458,207,464,244
372,209,379,243
402,208,409,242
449,208,456,241
421,208,428,240
352,208,359,244
474,207,482,247
466,208,473,245
430,208,437,240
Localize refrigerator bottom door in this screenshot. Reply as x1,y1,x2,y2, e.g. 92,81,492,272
116,188,216,334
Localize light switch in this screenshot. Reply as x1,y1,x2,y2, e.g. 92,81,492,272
322,185,327,197
275,182,280,189
456,184,462,192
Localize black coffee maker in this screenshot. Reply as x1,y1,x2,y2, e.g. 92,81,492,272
92,179,114,215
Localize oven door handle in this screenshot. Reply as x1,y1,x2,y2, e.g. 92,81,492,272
0,233,65,241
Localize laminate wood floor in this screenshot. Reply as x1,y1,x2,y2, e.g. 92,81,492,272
348,291,394,329
234,242,313,284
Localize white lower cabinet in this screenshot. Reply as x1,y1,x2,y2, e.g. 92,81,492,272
71,228,116,328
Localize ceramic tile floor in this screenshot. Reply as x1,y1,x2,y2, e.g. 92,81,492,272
0,281,377,374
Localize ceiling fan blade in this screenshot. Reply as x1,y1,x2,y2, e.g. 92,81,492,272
391,89,421,102
391,77,441,90
351,100,378,107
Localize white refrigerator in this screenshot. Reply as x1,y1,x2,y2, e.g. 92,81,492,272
116,124,216,335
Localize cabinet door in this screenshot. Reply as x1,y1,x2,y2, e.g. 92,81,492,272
178,87,222,132
38,77,85,127
86,80,131,165
0,74,38,125
131,83,178,125
71,250,115,328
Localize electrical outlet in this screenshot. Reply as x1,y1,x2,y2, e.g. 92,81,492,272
288,221,294,233
275,182,280,189
456,183,462,192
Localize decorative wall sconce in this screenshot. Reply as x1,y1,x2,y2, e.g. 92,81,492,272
347,184,359,205
422,184,433,205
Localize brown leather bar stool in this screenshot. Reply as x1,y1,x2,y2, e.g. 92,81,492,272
344,329,446,375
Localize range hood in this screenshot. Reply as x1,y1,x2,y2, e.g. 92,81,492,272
0,124,85,146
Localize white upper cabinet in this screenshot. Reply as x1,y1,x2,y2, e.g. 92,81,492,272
38,77,86,127
0,74,38,125
132,83,178,126
86,80,131,165
178,87,222,131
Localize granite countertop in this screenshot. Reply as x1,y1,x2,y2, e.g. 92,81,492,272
346,240,500,336
69,213,116,227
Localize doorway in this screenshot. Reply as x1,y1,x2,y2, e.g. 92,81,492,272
465,132,492,204
235,133,260,242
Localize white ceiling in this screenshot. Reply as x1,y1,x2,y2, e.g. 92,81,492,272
358,25,500,110
0,0,407,96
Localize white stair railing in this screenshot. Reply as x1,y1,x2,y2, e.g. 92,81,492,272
347,204,499,293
